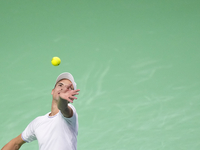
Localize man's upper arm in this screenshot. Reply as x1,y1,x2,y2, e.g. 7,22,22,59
14,134,26,148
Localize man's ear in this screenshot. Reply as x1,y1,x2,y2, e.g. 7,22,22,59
51,89,54,95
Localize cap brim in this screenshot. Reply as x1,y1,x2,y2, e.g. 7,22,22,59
55,72,77,90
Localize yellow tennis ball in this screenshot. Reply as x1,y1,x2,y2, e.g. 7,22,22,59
51,57,61,66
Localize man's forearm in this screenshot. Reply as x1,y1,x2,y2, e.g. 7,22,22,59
2,140,21,150
57,97,72,118
57,97,69,111
1,134,25,150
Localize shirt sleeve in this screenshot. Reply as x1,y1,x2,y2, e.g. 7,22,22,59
21,119,37,143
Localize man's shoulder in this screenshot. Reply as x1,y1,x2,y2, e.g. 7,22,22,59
32,112,50,123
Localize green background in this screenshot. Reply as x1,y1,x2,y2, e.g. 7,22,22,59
0,0,200,149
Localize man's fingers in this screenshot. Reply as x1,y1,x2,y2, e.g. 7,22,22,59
72,92,79,95
73,89,80,95
59,88,80,103
60,94,78,101
70,96,77,100
67,98,73,103
70,89,80,95
67,97,77,103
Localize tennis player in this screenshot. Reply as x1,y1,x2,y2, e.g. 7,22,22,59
2,72,80,150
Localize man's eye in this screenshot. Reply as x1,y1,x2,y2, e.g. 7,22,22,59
58,84,62,87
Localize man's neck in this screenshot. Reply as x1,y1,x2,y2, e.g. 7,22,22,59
49,100,59,116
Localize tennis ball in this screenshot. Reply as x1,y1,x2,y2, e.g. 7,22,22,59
51,57,61,66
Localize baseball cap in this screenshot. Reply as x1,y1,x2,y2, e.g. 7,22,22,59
55,72,77,90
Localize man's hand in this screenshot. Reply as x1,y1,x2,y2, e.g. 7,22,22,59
59,84,80,103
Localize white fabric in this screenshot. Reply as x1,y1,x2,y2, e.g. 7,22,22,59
21,104,78,150
55,72,77,90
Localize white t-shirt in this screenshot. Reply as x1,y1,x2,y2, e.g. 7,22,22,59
21,104,78,150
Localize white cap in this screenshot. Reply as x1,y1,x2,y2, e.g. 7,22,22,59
55,72,77,90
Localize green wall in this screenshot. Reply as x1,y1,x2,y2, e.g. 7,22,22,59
0,0,200,149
